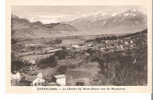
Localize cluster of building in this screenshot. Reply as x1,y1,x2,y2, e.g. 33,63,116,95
18,32,142,63
68,29,147,53
11,72,66,86
97,39,136,52
19,37,137,66
66,37,136,54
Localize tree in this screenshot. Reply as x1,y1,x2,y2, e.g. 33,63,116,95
37,55,57,68
11,53,30,73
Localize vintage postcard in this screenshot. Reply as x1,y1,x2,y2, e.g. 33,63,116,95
6,0,152,93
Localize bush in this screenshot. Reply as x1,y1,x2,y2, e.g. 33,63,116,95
11,53,30,73
37,55,57,68
56,65,67,74
87,47,147,85
54,49,68,60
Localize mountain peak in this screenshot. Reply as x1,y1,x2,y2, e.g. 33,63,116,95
122,8,145,16
69,8,147,34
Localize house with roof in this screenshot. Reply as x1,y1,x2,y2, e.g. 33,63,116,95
54,74,66,86
32,73,46,86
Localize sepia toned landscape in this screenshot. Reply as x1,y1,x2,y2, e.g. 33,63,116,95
11,6,147,86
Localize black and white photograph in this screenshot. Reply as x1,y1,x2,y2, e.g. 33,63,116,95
11,6,148,86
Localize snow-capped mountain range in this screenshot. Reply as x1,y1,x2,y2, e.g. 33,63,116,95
11,8,147,39
68,8,147,33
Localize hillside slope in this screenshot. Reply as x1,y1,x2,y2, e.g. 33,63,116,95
11,15,78,39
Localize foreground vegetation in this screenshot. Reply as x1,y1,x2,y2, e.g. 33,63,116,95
11,29,147,86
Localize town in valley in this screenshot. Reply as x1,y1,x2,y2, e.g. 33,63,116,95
11,6,147,86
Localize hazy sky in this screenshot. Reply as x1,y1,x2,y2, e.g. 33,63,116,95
12,6,146,23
